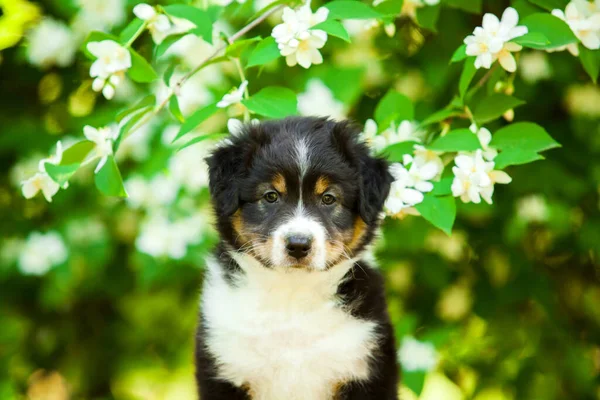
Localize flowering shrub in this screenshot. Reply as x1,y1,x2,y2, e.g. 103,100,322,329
1,0,600,398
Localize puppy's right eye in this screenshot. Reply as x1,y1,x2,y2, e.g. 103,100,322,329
264,191,279,203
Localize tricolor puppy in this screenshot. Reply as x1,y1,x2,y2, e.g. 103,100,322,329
196,117,398,400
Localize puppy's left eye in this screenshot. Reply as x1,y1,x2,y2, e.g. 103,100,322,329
322,194,336,205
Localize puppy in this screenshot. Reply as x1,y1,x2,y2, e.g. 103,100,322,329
196,117,398,400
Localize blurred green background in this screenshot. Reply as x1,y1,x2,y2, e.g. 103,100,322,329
1,0,600,399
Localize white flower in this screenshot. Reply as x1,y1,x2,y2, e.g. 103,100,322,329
519,52,552,83
83,125,119,173
361,120,424,154
517,195,549,223
136,212,207,259
405,154,441,193
125,174,179,209
37,141,69,189
21,173,60,202
272,4,329,69
464,7,528,71
384,164,425,215
413,145,445,180
551,1,600,55
217,80,248,108
134,3,195,44
38,141,63,172
87,40,132,99
18,231,68,276
168,143,212,193
398,336,439,372
72,0,126,35
26,18,77,68
298,79,346,120
360,119,388,153
469,124,498,161
451,150,511,204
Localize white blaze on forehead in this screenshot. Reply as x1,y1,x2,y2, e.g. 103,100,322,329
294,138,310,180
271,208,327,270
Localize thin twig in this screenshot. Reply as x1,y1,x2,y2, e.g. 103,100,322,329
126,4,284,141
473,63,498,91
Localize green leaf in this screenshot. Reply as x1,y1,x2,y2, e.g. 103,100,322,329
81,31,120,59
94,156,127,197
226,37,262,58
177,133,229,152
155,33,186,59
431,176,453,196
242,87,298,118
374,0,404,17
420,108,462,126
60,141,95,164
163,4,213,44
416,4,441,32
247,37,281,67
428,129,481,152
324,1,382,19
163,63,177,86
246,0,289,24
493,149,545,169
374,90,414,127
472,94,525,124
313,19,351,43
119,18,144,45
521,13,577,49
114,106,153,151
450,44,468,63
579,46,600,83
459,58,477,101
415,195,457,235
116,95,155,123
445,0,482,13
45,163,80,186
403,371,427,396
174,102,219,142
527,0,568,12
318,66,365,104
490,122,559,168
511,32,550,48
380,141,418,162
490,122,560,153
128,49,158,83
169,96,185,123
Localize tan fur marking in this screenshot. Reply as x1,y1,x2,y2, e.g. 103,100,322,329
347,218,367,253
232,211,248,244
272,173,286,194
314,176,330,195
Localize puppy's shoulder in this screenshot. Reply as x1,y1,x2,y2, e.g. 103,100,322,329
337,258,389,320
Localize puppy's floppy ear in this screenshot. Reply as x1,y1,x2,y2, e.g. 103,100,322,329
206,141,244,217
331,120,393,224
206,124,268,217
357,150,393,224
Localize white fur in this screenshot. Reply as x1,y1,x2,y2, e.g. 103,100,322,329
271,211,327,270
201,253,378,400
294,139,310,180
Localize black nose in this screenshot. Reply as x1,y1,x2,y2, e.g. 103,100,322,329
285,235,312,259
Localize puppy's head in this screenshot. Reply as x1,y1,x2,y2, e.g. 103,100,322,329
207,117,393,271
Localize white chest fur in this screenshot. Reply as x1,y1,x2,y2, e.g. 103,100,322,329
201,254,378,400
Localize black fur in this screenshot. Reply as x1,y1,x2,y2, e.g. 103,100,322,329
197,117,398,399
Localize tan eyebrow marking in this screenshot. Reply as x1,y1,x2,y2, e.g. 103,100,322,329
314,176,330,195
272,173,287,194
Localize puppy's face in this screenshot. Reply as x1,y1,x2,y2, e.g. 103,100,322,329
207,117,392,271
